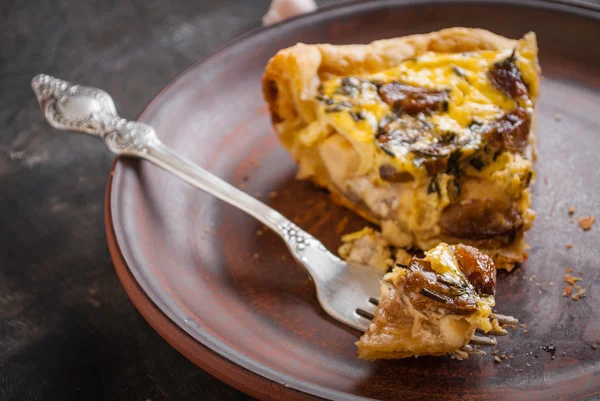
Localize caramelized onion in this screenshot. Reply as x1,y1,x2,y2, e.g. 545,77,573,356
451,244,496,296
480,108,531,153
379,82,449,115
401,257,479,314
440,198,523,241
379,164,414,183
488,54,528,100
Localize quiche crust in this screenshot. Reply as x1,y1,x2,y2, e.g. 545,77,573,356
263,28,540,270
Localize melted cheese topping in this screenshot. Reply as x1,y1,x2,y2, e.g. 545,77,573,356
316,49,536,172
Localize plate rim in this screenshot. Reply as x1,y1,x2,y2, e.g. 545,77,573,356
106,1,600,400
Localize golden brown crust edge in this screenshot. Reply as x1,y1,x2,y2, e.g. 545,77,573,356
262,28,539,270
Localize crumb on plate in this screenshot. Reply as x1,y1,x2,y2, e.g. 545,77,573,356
572,285,587,301
564,274,581,285
578,215,596,231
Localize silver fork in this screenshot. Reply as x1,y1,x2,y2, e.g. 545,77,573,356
31,75,518,344
31,74,381,332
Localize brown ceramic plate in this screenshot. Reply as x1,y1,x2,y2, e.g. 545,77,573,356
106,0,600,399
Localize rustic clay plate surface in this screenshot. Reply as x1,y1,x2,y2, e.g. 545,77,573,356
106,0,600,399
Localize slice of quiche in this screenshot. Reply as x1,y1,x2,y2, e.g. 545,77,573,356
262,28,540,270
357,242,496,360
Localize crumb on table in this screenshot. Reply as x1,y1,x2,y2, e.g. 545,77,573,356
568,205,575,215
555,114,563,121
565,267,573,273
566,244,573,249
578,215,596,231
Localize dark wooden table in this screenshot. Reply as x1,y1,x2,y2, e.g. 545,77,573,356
1,1,598,400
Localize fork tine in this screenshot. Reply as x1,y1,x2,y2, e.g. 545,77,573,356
361,300,378,314
469,335,497,346
492,313,519,325
460,345,487,356
355,308,375,320
368,297,380,306
352,314,371,332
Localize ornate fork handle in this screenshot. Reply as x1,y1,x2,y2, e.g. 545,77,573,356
31,74,314,243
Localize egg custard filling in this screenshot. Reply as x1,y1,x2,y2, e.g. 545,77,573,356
263,28,540,270
356,242,497,360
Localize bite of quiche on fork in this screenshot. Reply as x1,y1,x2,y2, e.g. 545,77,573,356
356,242,498,360
262,28,540,270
